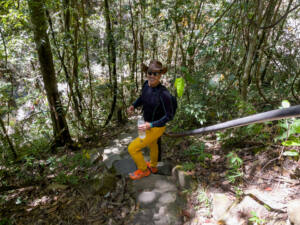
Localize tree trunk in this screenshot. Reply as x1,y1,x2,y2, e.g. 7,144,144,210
72,0,84,116
103,0,118,127
0,27,8,68
28,0,72,147
261,0,289,84
0,117,17,159
175,19,190,103
254,0,278,104
129,0,138,93
71,0,85,126
139,0,145,87
80,0,94,129
167,33,175,67
241,0,264,101
46,8,84,128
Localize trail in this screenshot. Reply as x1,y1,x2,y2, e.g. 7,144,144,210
92,117,300,225
97,117,188,225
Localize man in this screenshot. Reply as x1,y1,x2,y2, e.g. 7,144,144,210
127,60,173,180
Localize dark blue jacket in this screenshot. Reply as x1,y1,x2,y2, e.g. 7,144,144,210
132,81,172,127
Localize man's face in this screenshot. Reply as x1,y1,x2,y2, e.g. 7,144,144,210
147,71,161,87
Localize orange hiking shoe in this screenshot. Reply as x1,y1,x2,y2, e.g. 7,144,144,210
129,169,150,180
146,162,158,174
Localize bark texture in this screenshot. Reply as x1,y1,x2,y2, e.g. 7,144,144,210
28,0,72,147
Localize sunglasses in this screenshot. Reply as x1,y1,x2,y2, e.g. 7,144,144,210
147,71,160,76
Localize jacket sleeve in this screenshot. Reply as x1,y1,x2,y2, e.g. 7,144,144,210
132,81,147,108
132,96,142,108
151,91,172,127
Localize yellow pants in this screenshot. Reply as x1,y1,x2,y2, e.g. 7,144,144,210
128,126,166,171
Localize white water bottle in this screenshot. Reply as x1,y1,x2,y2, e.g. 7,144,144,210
137,116,146,139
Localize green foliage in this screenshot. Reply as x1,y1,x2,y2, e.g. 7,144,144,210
47,152,92,170
197,188,211,208
217,123,269,150
170,99,207,132
184,143,212,164
0,0,28,31
18,137,50,159
70,152,92,168
184,103,207,125
276,102,300,157
282,138,300,147
182,162,195,171
0,82,14,114
226,151,243,183
0,217,13,225
275,117,300,159
275,119,300,142
248,211,265,225
234,186,244,199
227,152,243,168
54,172,79,186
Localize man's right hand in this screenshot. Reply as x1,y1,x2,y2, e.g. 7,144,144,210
127,105,135,115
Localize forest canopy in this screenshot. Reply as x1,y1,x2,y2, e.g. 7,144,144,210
0,0,300,224
0,0,299,161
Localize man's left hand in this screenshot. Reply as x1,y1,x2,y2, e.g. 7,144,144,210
138,122,151,131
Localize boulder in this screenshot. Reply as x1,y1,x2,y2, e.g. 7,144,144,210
128,174,184,225
86,172,117,196
212,193,234,222
288,199,300,225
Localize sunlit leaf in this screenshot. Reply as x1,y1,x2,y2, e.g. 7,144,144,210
281,100,290,108
282,150,299,156
282,140,300,146
174,77,185,98
85,152,91,159
16,197,22,205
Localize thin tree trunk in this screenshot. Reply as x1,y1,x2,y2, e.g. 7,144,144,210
0,117,17,159
139,0,145,87
241,0,264,100
129,0,138,92
0,27,8,68
186,1,202,73
103,0,118,127
72,0,84,117
167,33,175,67
175,20,190,103
253,0,278,104
140,31,145,86
28,0,72,147
118,0,127,117
261,0,290,83
151,33,158,60
46,9,84,127
80,0,94,128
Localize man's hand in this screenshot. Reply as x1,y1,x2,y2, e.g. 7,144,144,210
138,122,151,131
127,105,135,115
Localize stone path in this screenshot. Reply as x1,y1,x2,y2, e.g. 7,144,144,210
95,119,187,225
90,119,300,225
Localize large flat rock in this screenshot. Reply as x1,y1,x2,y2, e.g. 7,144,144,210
128,174,184,225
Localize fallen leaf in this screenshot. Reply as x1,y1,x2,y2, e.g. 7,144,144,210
47,206,58,213
265,187,272,191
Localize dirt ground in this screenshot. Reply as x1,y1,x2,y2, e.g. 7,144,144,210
1,127,299,225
